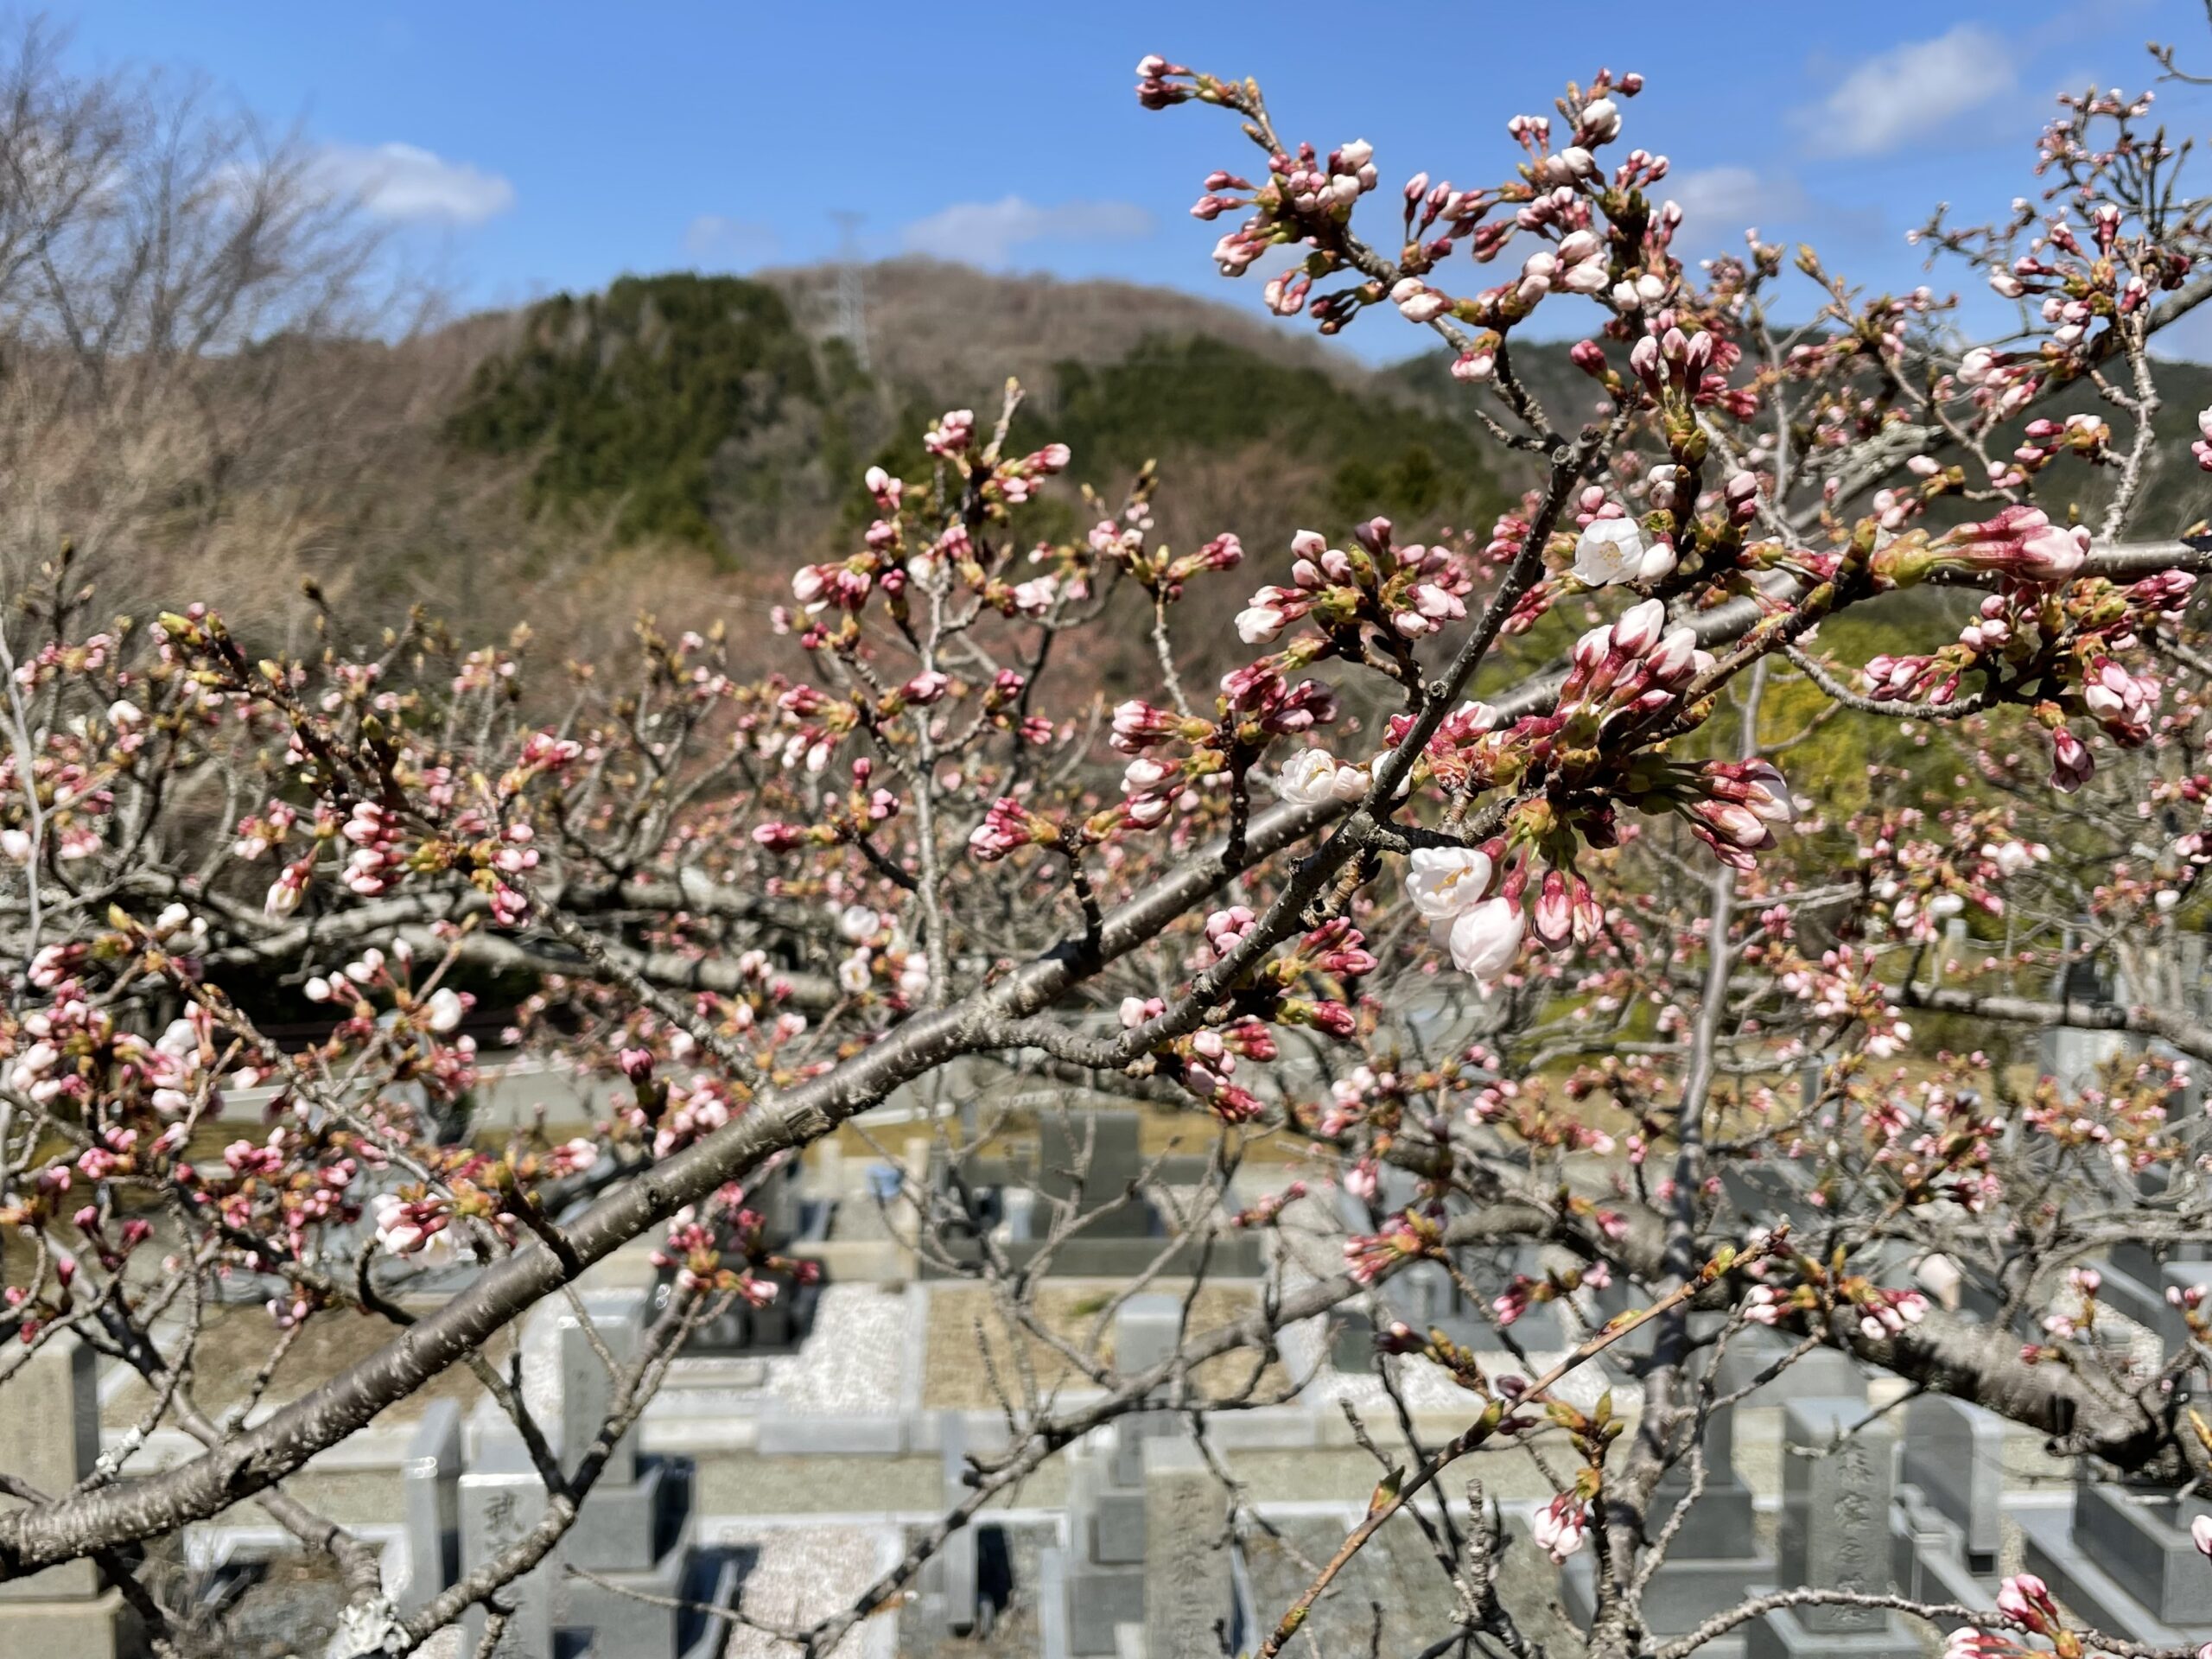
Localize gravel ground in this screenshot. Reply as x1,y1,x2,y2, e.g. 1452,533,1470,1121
760,1284,907,1414
706,1522,897,1657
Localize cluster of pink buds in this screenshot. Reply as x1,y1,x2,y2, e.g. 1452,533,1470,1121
1344,1210,1440,1285
232,801,300,860
1177,1020,1274,1122
372,1192,460,1266
968,796,1057,862
1743,1283,1803,1326
1531,1493,1591,1563
1188,130,1380,278
341,801,404,896
1203,906,1257,960
1234,531,1337,643
1218,661,1338,739
1681,760,1794,872
2012,412,2111,480
1992,1573,2070,1647
791,558,876,615
923,407,975,456
1852,1287,1929,1340
2077,655,2160,744
1627,326,1714,401
1952,346,2041,420
1877,505,2088,588
1492,1259,1610,1328
1560,598,1702,721
1110,698,1206,755
995,442,1071,504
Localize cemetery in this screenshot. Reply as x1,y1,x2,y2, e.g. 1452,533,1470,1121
13,988,2212,1659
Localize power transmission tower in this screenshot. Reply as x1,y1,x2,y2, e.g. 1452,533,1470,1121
829,211,871,374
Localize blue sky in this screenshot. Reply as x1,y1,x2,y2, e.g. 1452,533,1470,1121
46,0,2212,360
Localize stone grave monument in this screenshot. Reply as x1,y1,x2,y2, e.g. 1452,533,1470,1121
398,1398,464,1616
916,1409,1014,1640
0,1333,128,1658
648,1154,829,1353
1332,1171,1566,1368
1890,1394,2006,1619
925,1108,1261,1278
2039,949,2130,1096
1141,1435,1238,1657
2019,1476,2212,1648
1040,1295,1198,1655
2095,1229,2212,1348
1561,1340,1774,1656
453,1290,740,1657
1747,1398,1920,1659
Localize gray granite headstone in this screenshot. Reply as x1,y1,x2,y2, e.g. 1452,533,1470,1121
1110,1295,1183,1490
1142,1437,1233,1657
1747,1398,1917,1659
0,1333,102,1603
1065,1447,1146,1651
1039,1110,1152,1237
400,1399,463,1613
546,1290,645,1483
933,1411,981,1636
1899,1396,2005,1571
2020,1476,2212,1646
1777,1401,1891,1632
2075,1484,2212,1625
457,1457,553,1656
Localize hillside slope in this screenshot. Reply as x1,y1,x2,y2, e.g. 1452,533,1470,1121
441,262,1515,579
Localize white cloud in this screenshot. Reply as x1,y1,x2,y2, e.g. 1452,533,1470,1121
683,213,779,264
315,142,515,226
1801,26,2017,157
1664,166,1808,240
899,195,1153,267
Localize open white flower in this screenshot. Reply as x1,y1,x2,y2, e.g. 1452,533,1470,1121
1449,896,1525,982
1573,518,1644,586
1405,846,1494,923
1278,749,1368,806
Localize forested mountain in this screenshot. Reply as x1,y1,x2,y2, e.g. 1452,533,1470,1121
439,261,1517,578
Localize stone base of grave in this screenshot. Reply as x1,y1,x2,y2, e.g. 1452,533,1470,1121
1745,1599,1921,1659
1889,1490,1995,1627
1560,1553,1767,1656
0,1587,127,1659
2018,1503,2209,1649
567,1542,742,1659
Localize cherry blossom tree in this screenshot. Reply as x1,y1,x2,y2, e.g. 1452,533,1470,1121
10,22,2212,1659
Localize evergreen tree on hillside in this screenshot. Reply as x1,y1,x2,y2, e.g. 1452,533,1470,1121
448,273,857,558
